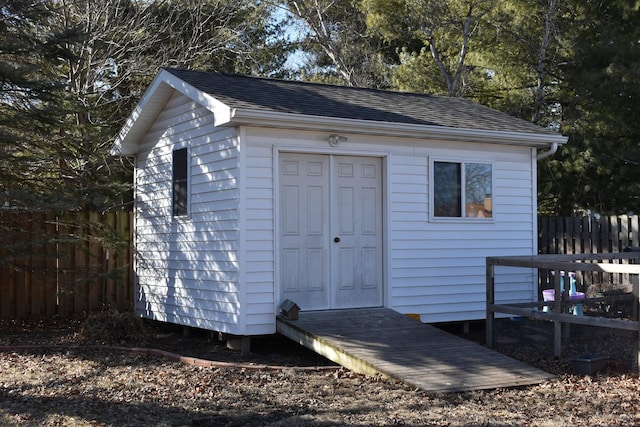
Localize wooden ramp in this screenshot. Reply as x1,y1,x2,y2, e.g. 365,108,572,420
276,308,553,393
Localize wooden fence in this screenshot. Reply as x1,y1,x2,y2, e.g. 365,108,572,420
0,211,133,319
539,215,640,255
538,215,640,291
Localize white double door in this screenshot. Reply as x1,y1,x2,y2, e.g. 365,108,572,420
280,153,383,310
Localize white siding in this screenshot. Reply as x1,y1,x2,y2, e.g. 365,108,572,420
389,145,536,322
135,92,243,334
242,142,277,334
243,128,536,324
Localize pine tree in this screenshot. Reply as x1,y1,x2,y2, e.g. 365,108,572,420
539,0,640,214
1,0,291,211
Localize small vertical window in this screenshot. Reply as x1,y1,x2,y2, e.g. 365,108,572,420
433,160,492,219
172,148,188,216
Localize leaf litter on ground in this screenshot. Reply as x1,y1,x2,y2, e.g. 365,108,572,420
1,315,639,426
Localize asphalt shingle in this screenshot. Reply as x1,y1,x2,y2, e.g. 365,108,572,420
165,68,557,135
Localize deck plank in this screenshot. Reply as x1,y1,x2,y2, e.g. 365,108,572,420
276,308,553,393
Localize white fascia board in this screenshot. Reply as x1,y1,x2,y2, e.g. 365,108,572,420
162,72,232,126
227,108,568,148
111,70,232,156
111,70,173,156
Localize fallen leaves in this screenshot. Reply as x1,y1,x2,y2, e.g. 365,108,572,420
1,319,640,426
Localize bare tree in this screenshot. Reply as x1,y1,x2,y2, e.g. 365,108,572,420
417,0,493,97
360,0,493,96
532,0,558,124
287,0,389,87
54,0,276,127
3,0,286,210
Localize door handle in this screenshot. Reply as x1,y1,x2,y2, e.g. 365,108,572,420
334,237,341,243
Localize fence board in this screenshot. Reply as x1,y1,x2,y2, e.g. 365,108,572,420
15,214,29,319
105,212,117,308
621,215,630,250
117,212,133,310
1,212,17,318
45,213,58,317
30,212,47,317
88,211,103,312
73,213,88,314
57,213,74,318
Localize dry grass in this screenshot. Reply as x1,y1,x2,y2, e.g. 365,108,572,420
1,315,640,426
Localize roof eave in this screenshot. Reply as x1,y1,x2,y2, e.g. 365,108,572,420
228,108,567,148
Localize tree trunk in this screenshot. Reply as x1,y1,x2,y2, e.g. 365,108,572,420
533,0,557,124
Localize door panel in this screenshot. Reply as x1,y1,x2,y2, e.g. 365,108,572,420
280,153,382,310
331,156,383,309
280,154,330,310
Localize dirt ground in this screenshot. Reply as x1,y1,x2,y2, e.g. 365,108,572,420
1,314,640,427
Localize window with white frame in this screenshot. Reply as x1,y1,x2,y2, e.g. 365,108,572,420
172,147,188,217
432,160,493,219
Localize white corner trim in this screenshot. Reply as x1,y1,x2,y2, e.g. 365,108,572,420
160,72,232,126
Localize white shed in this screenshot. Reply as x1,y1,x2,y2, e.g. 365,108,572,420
112,68,567,337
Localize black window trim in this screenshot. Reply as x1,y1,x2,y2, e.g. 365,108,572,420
172,147,189,217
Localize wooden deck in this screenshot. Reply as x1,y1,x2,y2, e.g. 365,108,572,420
276,308,553,393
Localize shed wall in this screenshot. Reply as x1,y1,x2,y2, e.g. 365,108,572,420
135,92,243,333
244,128,536,324
134,108,540,334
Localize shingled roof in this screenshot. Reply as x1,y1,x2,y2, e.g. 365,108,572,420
113,68,568,155
165,68,557,136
